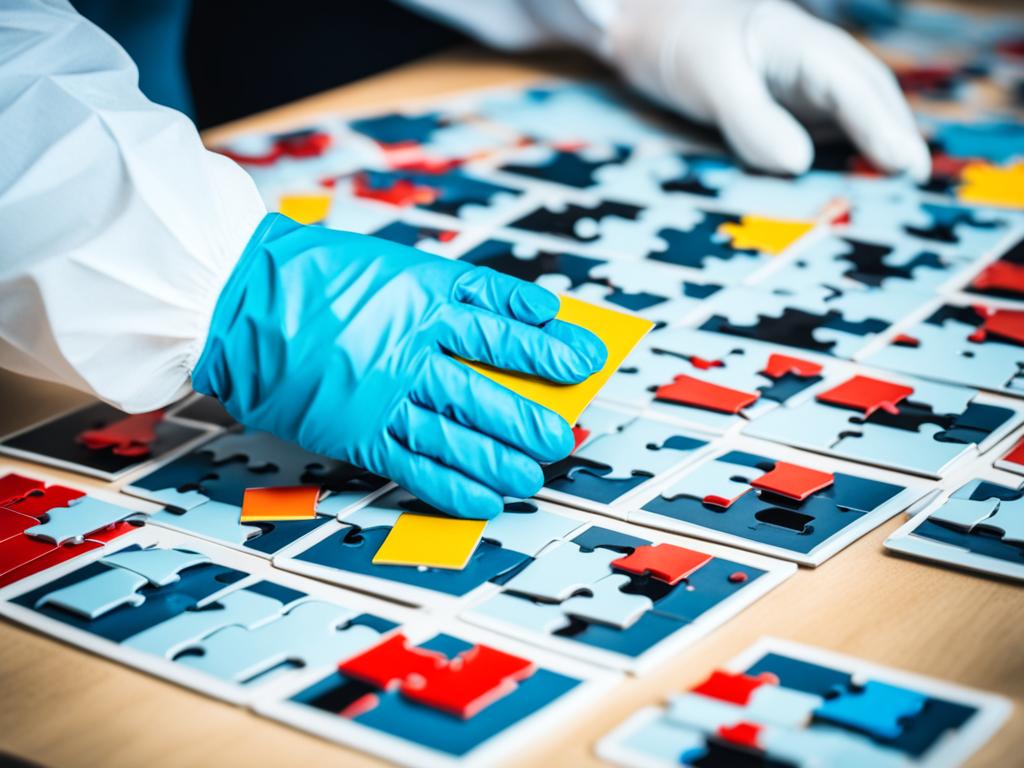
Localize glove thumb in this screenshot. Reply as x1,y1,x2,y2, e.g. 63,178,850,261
712,68,814,176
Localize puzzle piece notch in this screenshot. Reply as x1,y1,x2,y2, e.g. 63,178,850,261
611,543,713,585
337,633,536,719
76,410,164,457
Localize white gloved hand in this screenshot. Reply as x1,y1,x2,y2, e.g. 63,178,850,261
605,0,930,179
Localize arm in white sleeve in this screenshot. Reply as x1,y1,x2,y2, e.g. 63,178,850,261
0,0,266,412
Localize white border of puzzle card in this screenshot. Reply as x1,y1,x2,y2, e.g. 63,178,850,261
885,474,1024,582
740,366,1024,480
253,619,621,768
626,435,935,567
273,492,592,609
0,525,415,706
0,401,218,482
536,400,717,520
458,511,795,674
596,637,1012,768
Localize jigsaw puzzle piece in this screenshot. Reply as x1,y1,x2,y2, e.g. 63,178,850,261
467,591,573,634
979,495,1024,544
179,600,381,684
100,547,210,586
814,680,927,740
123,587,285,658
25,497,138,545
571,417,708,481
480,504,582,557
150,499,261,546
833,422,967,476
929,496,1000,529
35,566,146,620
1,478,84,518
611,543,712,585
0,473,46,505
501,541,618,602
372,513,485,570
658,459,754,508
560,574,653,629
76,410,164,457
760,723,908,768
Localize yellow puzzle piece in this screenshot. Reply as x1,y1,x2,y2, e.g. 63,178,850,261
278,192,333,224
717,215,815,255
372,512,487,570
461,295,653,425
957,162,1024,209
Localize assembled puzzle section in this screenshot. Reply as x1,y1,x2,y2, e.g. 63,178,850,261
0,468,143,589
0,526,409,705
963,235,1024,302
742,371,1022,477
255,622,617,768
864,300,1024,395
0,402,213,481
274,489,588,607
597,637,1010,768
886,476,1024,581
460,520,794,673
540,402,712,517
122,428,388,558
601,328,836,434
631,443,927,566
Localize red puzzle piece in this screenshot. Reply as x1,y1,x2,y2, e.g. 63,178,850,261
1001,435,1024,469
0,520,134,589
217,131,331,166
816,375,913,417
969,305,1024,346
703,489,748,509
655,375,759,415
77,411,164,457
760,353,822,380
611,543,712,585
338,634,535,719
0,508,36,542
689,356,723,371
0,473,44,506
718,722,764,750
6,485,85,519
893,334,920,347
352,172,437,207
750,462,833,501
692,670,778,705
970,262,1024,297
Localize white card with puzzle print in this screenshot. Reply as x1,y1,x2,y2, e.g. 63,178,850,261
119,427,393,560
598,328,850,435
885,468,1024,582
0,525,415,706
597,636,1011,768
626,435,935,567
0,460,160,590
253,618,621,768
537,401,716,520
459,509,795,674
0,401,218,482
740,364,1024,479
274,489,589,609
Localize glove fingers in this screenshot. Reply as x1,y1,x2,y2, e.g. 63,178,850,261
389,399,544,499
440,304,606,385
711,68,814,176
453,266,560,325
380,437,506,520
412,353,574,463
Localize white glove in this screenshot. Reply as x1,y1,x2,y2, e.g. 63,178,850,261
605,0,930,179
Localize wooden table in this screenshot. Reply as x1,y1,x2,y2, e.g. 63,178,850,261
1,44,1022,768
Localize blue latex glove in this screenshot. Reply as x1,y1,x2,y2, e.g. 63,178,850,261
192,213,607,519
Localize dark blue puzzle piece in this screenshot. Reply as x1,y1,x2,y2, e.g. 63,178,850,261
644,557,766,623
243,515,337,556
554,608,687,657
701,308,888,356
904,202,1003,244
359,168,518,217
508,200,642,242
295,525,529,597
649,213,756,270
371,220,455,247
500,145,631,188
459,238,604,288
912,519,1024,565
350,112,446,144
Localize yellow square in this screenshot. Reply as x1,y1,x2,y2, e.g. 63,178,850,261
278,192,332,225
462,295,653,424
372,513,487,570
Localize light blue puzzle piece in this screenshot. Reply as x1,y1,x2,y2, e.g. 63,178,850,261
101,547,211,586
341,488,409,530
150,501,260,546
177,600,381,684
743,401,854,451
576,417,706,481
929,497,1000,530
761,722,908,768
36,567,146,620
951,479,986,500
901,376,976,415
123,588,285,658
482,507,581,556
25,497,135,545
468,592,571,634
576,403,636,447
815,680,926,740
746,684,824,729
143,487,210,511
616,713,708,765
561,574,653,629
658,458,755,505
979,495,1024,544
502,541,618,602
666,692,745,732
833,422,966,476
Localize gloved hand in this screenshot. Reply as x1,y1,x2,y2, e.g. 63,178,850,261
605,0,930,179
192,213,607,519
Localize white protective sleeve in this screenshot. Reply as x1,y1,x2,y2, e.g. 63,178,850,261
0,0,266,413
